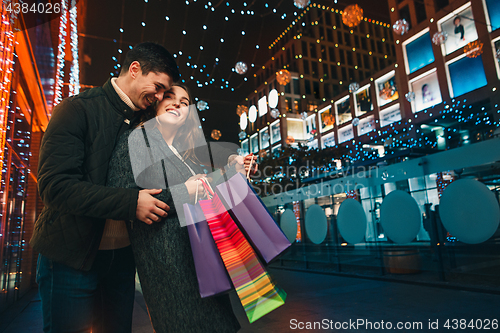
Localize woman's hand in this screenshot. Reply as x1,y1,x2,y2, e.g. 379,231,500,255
185,174,207,200
231,153,258,176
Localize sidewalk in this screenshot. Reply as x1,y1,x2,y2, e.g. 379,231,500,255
1,268,499,332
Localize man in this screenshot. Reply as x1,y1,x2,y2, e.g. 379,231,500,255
30,42,180,333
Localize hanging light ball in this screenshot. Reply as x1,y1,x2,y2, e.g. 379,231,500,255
352,118,360,127
294,0,310,9
276,70,291,86
238,131,247,140
405,92,416,102
211,129,221,140
270,108,280,119
234,61,248,75
285,136,295,145
301,111,308,120
432,31,448,46
464,40,483,58
342,4,364,28
197,100,208,111
258,149,267,158
262,132,270,142
236,105,248,117
392,19,410,36
349,82,360,93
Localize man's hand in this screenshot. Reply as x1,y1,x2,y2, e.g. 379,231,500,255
136,189,170,224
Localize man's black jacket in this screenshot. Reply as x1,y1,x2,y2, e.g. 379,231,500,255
30,79,140,271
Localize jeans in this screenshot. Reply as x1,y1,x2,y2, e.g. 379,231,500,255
36,246,136,333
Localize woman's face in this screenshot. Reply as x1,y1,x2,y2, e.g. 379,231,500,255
156,86,190,129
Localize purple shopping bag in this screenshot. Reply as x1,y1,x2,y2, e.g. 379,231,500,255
215,172,291,264
184,201,233,298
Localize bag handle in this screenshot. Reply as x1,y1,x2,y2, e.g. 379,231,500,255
200,178,215,198
246,155,255,180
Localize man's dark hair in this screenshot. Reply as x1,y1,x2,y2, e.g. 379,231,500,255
120,42,180,82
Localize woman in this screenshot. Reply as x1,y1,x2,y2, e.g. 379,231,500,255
107,83,255,332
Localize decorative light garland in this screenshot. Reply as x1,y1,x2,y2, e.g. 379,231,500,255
53,0,68,107
69,0,80,96
0,1,17,186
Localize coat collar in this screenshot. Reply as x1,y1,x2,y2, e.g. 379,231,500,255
102,78,137,121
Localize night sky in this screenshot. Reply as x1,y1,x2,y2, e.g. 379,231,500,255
79,0,390,143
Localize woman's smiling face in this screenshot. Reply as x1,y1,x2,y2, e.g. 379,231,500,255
156,86,190,130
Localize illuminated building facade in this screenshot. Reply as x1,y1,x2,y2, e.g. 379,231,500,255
239,2,396,154
0,0,80,312
245,0,500,289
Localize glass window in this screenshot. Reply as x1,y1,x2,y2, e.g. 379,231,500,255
325,12,332,25
311,61,318,78
331,65,338,79
354,85,373,116
309,43,317,58
250,134,259,154
347,54,353,66
305,79,311,95
410,70,442,112
302,41,308,57
260,127,270,149
379,104,402,127
292,78,300,95
313,81,320,99
485,0,500,31
363,54,370,68
399,5,411,31
329,47,336,61
361,38,367,50
294,99,300,112
339,50,345,64
405,32,435,74
344,32,351,46
337,31,343,44
270,121,281,144
323,63,329,78
439,6,478,55
284,82,291,94
375,71,398,107
415,0,427,23
319,106,334,133
241,140,249,155
335,96,352,125
303,60,310,75
448,55,487,97
327,29,334,42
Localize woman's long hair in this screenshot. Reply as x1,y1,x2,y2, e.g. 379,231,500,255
138,83,202,163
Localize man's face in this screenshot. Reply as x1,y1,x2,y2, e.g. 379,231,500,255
129,64,173,110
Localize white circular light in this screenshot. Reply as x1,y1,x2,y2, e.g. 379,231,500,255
440,179,500,244
268,89,279,108
248,105,257,122
337,199,367,244
280,209,297,243
305,204,328,244
380,190,421,244
240,112,248,130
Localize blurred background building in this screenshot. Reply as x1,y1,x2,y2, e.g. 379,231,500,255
240,0,500,290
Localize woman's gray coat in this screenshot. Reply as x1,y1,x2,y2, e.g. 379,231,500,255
107,126,240,333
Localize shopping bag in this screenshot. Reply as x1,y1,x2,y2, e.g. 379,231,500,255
184,190,232,298
199,185,286,323
215,172,291,264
